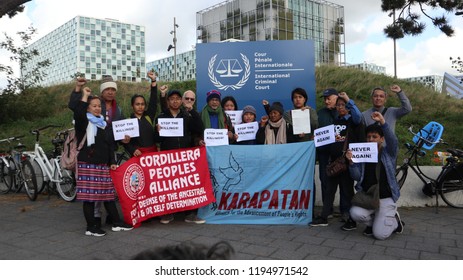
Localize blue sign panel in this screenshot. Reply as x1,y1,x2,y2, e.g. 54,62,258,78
198,142,315,225
196,40,316,119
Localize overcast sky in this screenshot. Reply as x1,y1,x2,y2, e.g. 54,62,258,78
0,0,461,88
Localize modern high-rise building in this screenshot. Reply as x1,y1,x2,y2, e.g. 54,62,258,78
196,0,345,66
345,62,386,75
146,50,196,82
146,0,345,82
23,16,146,86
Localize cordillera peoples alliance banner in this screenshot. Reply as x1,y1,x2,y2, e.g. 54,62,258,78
110,147,215,226
198,142,315,225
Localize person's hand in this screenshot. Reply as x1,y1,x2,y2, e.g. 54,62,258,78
82,87,92,97
262,99,269,106
133,149,142,157
371,111,385,125
345,149,354,164
110,164,117,170
121,135,130,144
199,139,206,146
160,85,169,97
147,71,157,82
390,85,401,94
338,92,350,103
300,105,311,111
156,124,161,132
76,77,87,92
260,115,269,127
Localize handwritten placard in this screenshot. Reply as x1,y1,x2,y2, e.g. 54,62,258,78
112,118,139,140
158,118,184,137
225,110,243,126
204,129,229,146
349,142,378,163
313,125,335,147
235,122,258,142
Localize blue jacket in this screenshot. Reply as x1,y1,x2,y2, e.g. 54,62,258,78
349,122,400,202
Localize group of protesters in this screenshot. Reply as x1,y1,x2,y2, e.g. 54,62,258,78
69,71,411,240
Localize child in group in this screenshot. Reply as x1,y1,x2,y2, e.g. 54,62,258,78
236,105,258,145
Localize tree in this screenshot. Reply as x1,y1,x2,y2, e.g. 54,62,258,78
382,0,463,39
0,0,31,19
0,26,51,94
450,56,463,83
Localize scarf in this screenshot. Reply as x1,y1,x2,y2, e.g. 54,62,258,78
264,118,287,144
201,105,226,129
86,112,107,146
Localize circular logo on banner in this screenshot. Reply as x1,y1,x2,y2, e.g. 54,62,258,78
208,53,250,90
123,163,145,200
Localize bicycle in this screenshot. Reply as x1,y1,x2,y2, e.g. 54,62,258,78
27,125,77,202
395,121,463,210
0,135,38,200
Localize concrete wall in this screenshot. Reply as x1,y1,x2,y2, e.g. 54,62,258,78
313,165,444,208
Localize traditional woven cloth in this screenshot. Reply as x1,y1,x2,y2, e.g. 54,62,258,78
76,161,116,202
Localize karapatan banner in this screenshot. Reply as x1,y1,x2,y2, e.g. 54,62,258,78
110,146,215,226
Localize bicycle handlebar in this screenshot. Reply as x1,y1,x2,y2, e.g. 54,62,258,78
0,135,25,143
55,127,74,137
30,124,62,135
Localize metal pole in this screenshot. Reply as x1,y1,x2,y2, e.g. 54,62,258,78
173,17,177,82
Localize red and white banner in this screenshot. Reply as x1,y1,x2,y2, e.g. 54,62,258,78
110,146,215,226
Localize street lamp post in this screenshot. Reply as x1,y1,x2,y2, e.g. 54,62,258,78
168,17,179,82
389,9,397,79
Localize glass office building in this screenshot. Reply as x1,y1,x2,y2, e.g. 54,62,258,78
23,16,146,86
146,49,196,82
196,0,345,66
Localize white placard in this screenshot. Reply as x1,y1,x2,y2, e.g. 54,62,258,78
349,142,378,163
225,110,243,126
314,125,336,147
235,122,258,142
291,109,311,134
158,118,184,137
112,118,139,141
204,129,229,146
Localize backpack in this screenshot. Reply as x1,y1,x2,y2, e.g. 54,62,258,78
60,129,86,170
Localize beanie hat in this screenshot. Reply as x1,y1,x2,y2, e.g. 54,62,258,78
100,76,117,93
242,105,256,117
291,88,308,105
269,102,284,115
206,90,221,103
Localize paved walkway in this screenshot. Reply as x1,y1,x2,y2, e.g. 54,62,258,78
0,193,462,260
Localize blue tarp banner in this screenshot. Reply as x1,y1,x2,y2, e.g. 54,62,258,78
198,142,315,225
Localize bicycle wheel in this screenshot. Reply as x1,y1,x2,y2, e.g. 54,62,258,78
31,157,46,194
54,164,76,202
0,159,13,194
395,165,408,190
21,159,38,201
439,164,463,208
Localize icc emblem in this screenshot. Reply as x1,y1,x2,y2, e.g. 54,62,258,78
208,53,251,90
123,164,145,200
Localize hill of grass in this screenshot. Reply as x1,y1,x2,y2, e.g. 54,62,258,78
1,65,461,164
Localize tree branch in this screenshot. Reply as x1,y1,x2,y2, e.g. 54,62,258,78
0,0,31,19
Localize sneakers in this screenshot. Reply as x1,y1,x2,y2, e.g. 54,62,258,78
85,226,106,237
394,212,405,234
111,222,133,232
160,214,174,224
363,226,373,236
310,216,328,227
184,213,206,224
341,218,357,231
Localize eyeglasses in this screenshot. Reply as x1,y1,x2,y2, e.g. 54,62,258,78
184,97,195,101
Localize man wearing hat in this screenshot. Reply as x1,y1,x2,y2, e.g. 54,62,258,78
155,89,204,224
316,88,339,218
256,102,296,144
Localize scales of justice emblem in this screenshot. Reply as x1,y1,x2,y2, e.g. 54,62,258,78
208,53,251,90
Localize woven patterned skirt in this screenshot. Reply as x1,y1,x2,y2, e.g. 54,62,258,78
76,161,116,202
